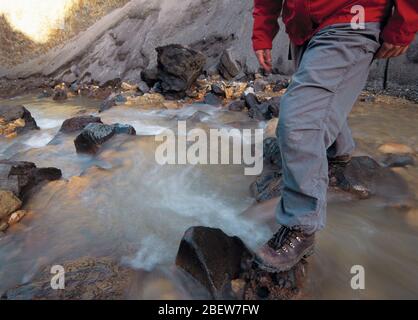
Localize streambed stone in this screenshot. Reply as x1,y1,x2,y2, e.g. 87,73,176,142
175,226,307,300
0,105,39,137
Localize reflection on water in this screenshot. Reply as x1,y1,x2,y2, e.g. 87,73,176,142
0,94,417,299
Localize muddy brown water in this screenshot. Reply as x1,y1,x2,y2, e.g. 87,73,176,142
0,94,417,299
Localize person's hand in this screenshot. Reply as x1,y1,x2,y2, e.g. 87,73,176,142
255,49,272,73
376,42,409,59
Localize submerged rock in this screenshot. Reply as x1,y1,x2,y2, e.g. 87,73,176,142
1,257,136,300
0,105,39,137
0,160,62,198
175,226,307,300
250,171,282,202
74,122,136,154
156,44,206,98
59,115,103,133
382,153,415,168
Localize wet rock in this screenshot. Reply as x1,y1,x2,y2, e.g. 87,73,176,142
1,257,136,300
253,79,268,92
141,68,159,88
382,154,415,168
99,94,117,112
219,48,242,80
0,160,62,199
0,190,22,220
74,123,116,154
227,100,246,112
244,94,280,121
156,44,206,98
59,116,103,133
328,156,403,199
112,123,136,135
224,82,248,100
203,93,222,106
175,226,307,300
263,137,282,169
0,105,39,137
250,171,282,202
211,83,226,97
7,210,27,225
53,84,68,101
175,226,253,299
74,122,136,154
378,143,414,155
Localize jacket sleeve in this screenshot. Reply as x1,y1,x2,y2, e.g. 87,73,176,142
252,0,283,51
381,0,418,46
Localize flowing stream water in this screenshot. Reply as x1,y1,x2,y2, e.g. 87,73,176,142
0,94,417,299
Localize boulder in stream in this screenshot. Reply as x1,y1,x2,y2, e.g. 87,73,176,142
0,105,39,137
156,44,206,98
0,160,62,199
175,226,307,300
74,122,136,154
59,115,103,133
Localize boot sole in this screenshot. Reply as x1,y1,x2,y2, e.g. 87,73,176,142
255,245,315,273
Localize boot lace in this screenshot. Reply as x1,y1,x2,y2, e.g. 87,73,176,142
268,226,300,254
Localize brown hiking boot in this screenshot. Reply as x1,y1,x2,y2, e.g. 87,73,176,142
256,226,315,272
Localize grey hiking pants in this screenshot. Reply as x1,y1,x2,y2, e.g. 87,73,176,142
276,23,382,233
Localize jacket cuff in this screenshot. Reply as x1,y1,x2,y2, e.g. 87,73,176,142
252,39,273,51
382,26,416,46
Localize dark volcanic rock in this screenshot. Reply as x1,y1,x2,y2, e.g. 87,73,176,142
244,94,280,120
59,116,103,133
329,156,410,199
74,123,116,154
112,123,136,135
211,83,226,97
156,44,206,98
0,105,39,135
203,93,222,106
218,48,242,80
382,153,415,168
263,137,282,169
175,226,307,300
1,257,135,300
227,100,246,112
250,171,282,202
141,68,159,88
176,226,253,299
0,160,62,198
74,122,136,154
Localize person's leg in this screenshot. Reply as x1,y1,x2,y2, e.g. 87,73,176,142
256,23,382,271
276,23,381,233
327,121,356,160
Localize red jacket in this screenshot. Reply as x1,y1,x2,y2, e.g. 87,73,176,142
252,0,418,50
